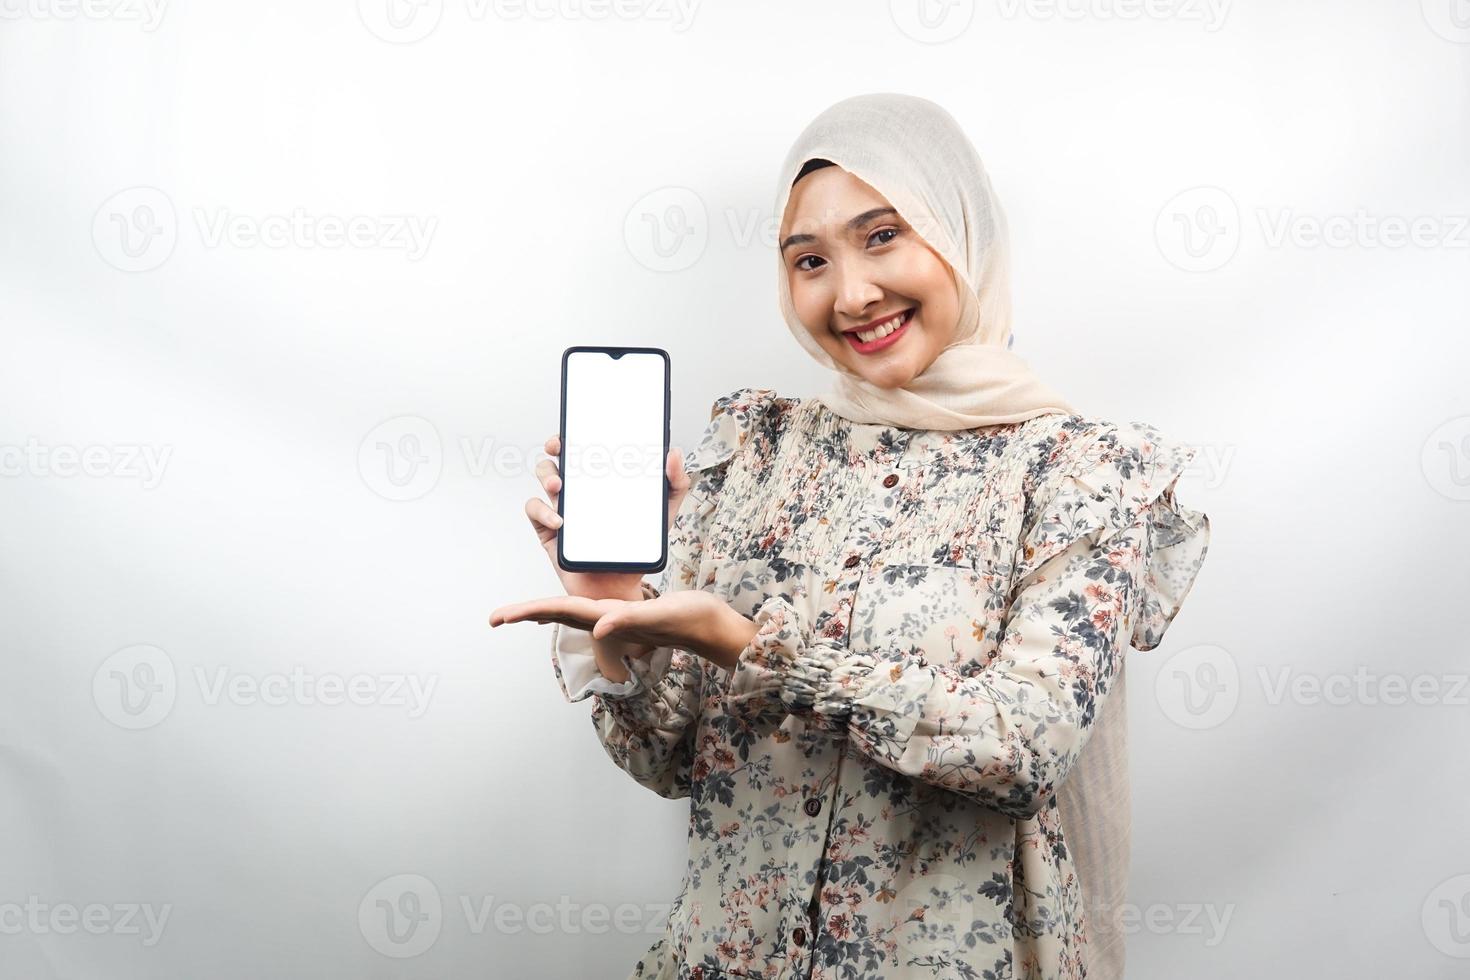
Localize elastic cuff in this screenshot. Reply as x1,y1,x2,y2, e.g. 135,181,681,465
737,595,876,732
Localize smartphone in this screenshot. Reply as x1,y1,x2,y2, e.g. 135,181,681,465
556,346,671,574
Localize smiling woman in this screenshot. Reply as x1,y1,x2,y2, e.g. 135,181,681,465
506,93,1210,980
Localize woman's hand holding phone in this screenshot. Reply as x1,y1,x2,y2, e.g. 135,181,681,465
491,431,686,683
526,432,689,601
491,431,759,680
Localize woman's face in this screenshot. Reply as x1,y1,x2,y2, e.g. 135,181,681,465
780,166,961,389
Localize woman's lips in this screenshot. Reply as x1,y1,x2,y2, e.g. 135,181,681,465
845,308,914,354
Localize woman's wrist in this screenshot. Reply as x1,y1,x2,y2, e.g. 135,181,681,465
584,581,659,682
710,606,761,673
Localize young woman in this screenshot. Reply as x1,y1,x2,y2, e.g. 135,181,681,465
492,93,1211,980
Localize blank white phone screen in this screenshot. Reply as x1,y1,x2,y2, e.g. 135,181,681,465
561,351,666,565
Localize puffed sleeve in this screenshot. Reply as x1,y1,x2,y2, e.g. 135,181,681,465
1016,419,1211,651
548,387,781,799
716,419,1210,820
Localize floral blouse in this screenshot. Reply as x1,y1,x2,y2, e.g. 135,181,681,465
549,387,1211,980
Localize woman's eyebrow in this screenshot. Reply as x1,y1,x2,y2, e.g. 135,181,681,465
780,207,899,252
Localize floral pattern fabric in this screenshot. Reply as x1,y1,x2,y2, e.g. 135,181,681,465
549,387,1210,980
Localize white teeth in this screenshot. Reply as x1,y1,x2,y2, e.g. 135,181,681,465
854,311,907,344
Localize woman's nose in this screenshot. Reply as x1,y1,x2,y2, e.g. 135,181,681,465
832,262,883,321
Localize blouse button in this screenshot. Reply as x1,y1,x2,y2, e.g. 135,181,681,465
792,926,807,946
803,797,822,817
843,554,860,569
882,473,899,488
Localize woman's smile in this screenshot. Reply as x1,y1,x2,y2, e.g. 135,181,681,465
842,307,915,354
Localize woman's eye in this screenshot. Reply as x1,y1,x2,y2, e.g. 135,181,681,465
794,255,824,272
869,227,900,247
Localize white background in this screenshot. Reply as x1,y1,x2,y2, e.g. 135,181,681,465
2,0,1468,977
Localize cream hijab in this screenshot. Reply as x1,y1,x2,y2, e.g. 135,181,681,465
773,92,1077,429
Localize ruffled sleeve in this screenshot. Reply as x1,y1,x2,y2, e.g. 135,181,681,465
1016,419,1211,651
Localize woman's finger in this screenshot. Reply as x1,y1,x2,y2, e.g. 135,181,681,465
534,456,562,502
524,497,563,546
490,595,580,626
667,445,689,493
665,445,691,527
591,600,655,641
490,593,620,631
